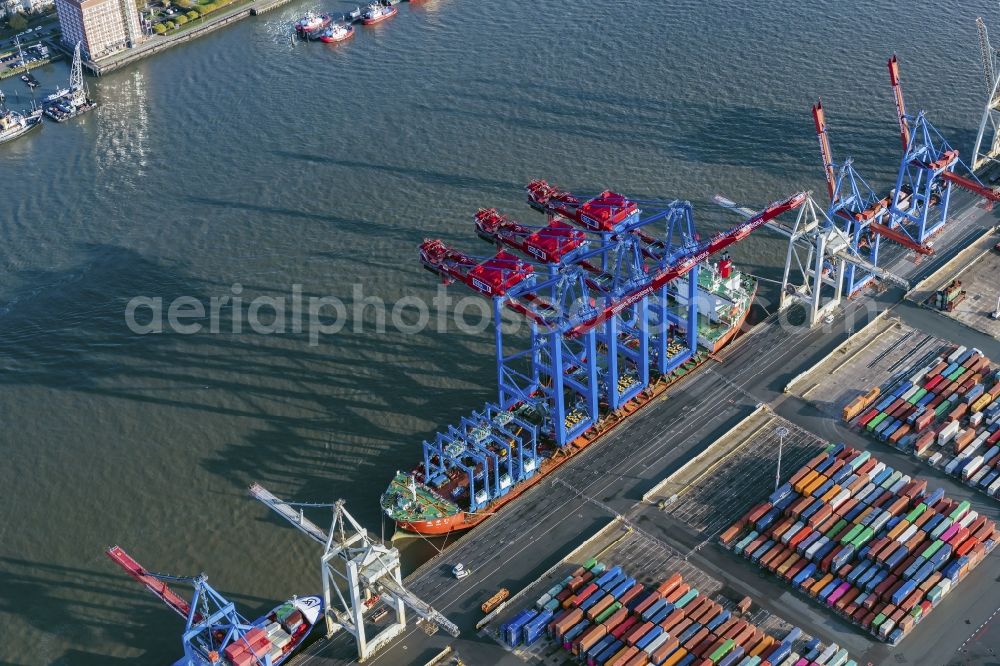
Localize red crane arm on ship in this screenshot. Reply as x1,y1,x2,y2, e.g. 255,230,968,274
419,239,553,326
563,191,809,338
106,546,201,622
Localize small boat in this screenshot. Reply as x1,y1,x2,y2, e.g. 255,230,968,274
0,93,42,146
361,2,396,25
318,22,354,43
44,87,70,103
294,11,331,34
20,74,39,88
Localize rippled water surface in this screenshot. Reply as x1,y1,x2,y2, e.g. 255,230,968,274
0,0,994,662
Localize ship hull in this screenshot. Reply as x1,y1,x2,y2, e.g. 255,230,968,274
0,117,41,145
362,6,396,24
171,595,322,666
705,278,757,354
319,26,354,43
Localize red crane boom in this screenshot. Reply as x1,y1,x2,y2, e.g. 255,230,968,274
813,101,838,203
564,191,808,338
106,546,200,622
889,55,910,150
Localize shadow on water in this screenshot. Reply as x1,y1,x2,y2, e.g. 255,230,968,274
0,244,494,662
270,150,525,195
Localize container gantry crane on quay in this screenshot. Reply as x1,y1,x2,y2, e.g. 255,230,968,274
248,484,459,662
106,546,319,666
886,55,1000,244
415,185,806,516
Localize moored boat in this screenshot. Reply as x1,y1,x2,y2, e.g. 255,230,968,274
361,2,396,24
0,93,42,146
195,596,323,666
318,22,354,43
294,11,331,34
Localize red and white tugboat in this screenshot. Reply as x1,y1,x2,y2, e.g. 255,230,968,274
361,2,396,25
318,22,355,43
294,11,331,35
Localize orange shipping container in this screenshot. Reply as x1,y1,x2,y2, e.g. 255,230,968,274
656,573,683,597
665,583,690,604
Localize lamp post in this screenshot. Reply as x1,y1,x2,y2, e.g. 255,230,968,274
775,427,789,491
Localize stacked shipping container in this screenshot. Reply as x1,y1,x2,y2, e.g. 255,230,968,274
720,444,997,645
845,345,1000,498
501,563,857,666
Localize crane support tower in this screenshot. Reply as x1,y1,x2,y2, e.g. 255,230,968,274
249,484,459,662
716,194,909,328
973,17,1000,171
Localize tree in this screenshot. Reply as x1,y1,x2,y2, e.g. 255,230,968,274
164,19,175,28
186,10,198,20
175,14,187,24
8,13,28,31
153,22,166,33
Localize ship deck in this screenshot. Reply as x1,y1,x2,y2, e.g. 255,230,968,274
289,182,1000,666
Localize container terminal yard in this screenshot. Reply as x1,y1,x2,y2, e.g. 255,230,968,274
100,32,1000,666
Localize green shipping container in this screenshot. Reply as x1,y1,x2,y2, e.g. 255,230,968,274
908,388,927,404
841,524,864,545
934,401,953,418
873,613,887,628
594,601,621,624
906,504,927,523
675,588,699,608
827,518,849,540
583,558,598,570
949,501,971,521
922,540,944,559
948,368,966,382
852,526,875,547
709,638,736,663
867,413,889,431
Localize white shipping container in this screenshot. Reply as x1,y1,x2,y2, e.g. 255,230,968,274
948,346,967,363
971,467,990,486
897,523,918,543
830,488,852,510
889,476,909,494
971,412,985,428
938,421,960,445
882,470,902,489
902,386,920,402
963,456,985,480
929,452,944,466
867,462,886,481
959,510,979,528
870,511,892,533
855,483,876,503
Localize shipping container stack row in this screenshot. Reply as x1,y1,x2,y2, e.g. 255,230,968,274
500,559,856,666
221,602,303,666
926,280,965,312
843,344,1000,498
720,443,997,646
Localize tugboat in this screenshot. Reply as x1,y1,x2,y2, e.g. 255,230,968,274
294,11,331,35
0,91,42,146
361,2,396,24
318,22,355,43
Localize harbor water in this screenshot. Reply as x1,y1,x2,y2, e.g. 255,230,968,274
0,0,993,662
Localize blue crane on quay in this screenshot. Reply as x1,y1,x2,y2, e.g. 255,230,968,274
886,55,1000,244
411,185,806,519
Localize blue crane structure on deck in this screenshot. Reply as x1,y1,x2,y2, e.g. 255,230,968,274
887,55,1000,245
106,546,276,666
418,184,807,512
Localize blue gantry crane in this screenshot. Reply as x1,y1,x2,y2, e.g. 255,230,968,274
106,546,292,666
887,55,1000,244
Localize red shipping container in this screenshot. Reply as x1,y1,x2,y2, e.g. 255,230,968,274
665,583,690,604
612,616,638,640
625,620,654,647
656,573,683,597
660,609,686,632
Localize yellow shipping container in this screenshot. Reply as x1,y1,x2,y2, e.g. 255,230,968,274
748,636,775,657
821,484,842,504
972,393,993,414
803,474,828,497
810,573,834,597
662,647,688,666
794,470,818,495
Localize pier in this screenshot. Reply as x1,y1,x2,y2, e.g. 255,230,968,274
283,182,1000,666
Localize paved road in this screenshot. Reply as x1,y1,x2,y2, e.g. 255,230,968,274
292,188,1000,665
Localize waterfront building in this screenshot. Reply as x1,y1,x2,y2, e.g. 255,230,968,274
54,0,142,60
